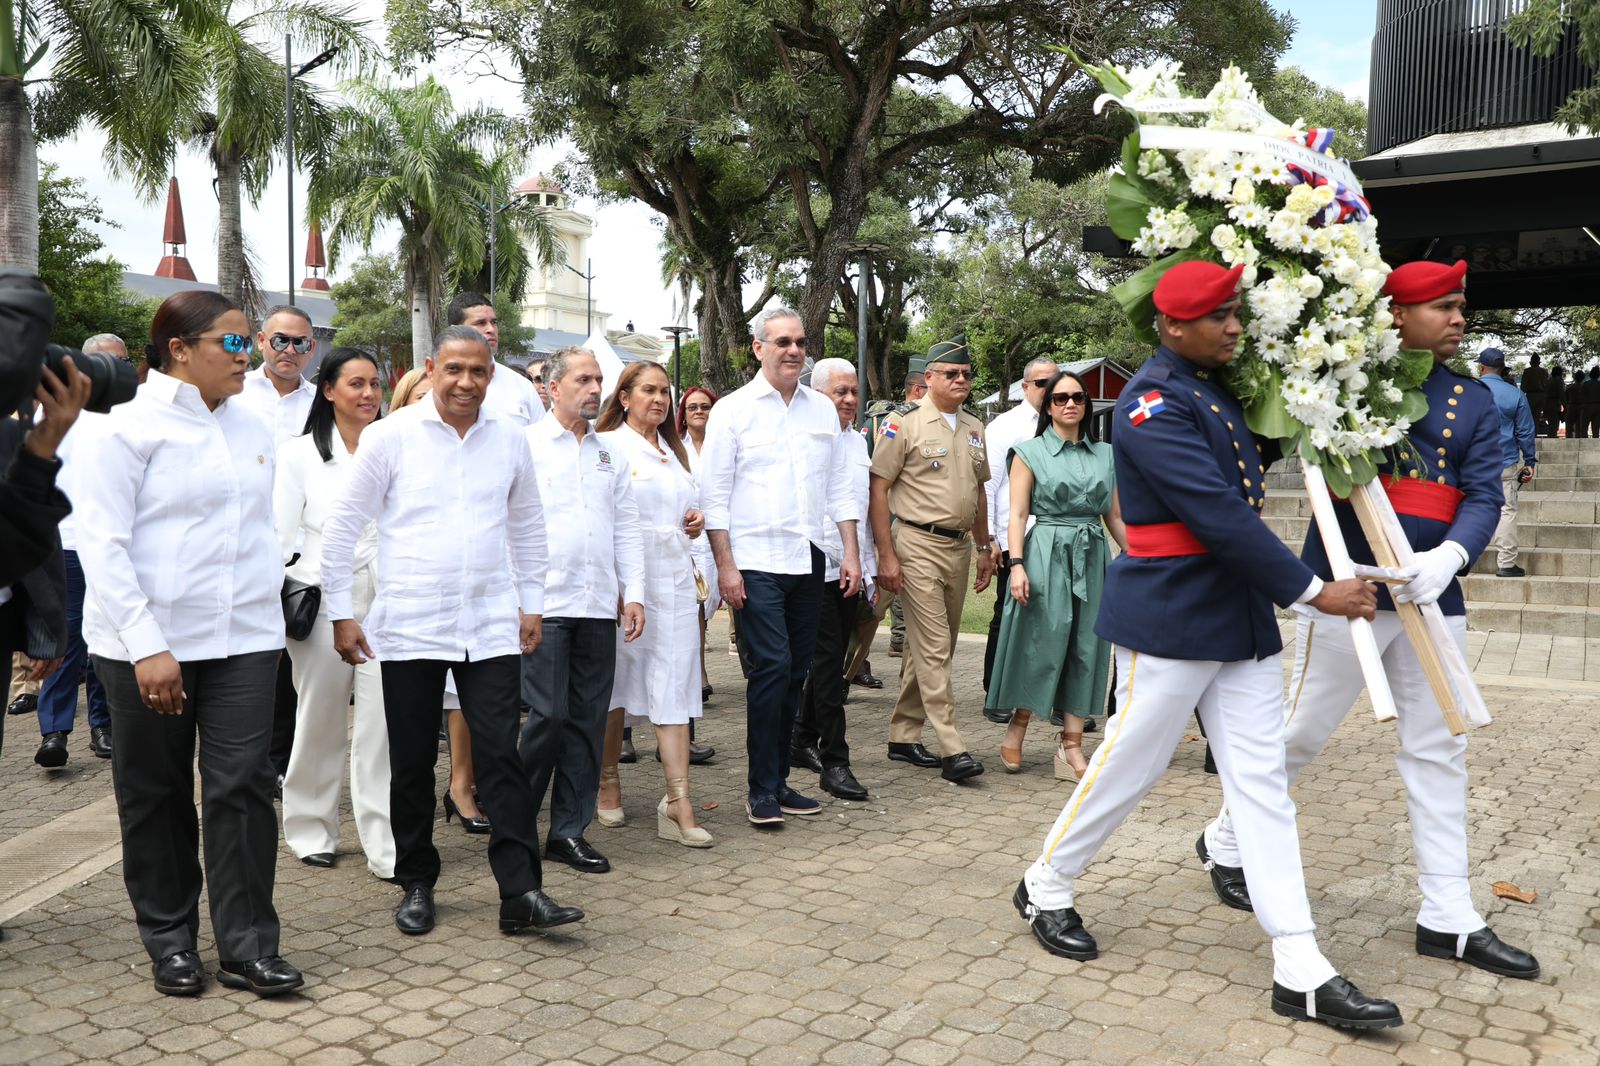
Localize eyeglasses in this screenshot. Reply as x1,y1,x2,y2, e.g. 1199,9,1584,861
1026,377,1054,389
268,333,312,354
1051,391,1088,407
934,368,975,381
185,332,251,354
530,374,544,383
684,403,713,413
765,336,807,349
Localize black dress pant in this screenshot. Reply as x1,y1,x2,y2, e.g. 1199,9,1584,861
381,655,541,897
269,652,296,776
95,650,282,964
795,578,858,770
518,617,617,841
981,550,1010,693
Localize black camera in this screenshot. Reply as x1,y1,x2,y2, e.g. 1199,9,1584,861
1,266,137,415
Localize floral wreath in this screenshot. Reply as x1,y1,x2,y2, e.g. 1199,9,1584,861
1080,57,1435,496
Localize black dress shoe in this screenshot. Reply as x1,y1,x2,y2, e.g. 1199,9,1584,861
216,956,304,997
689,740,716,764
790,744,824,774
1416,924,1540,979
34,731,68,768
395,884,435,935
89,725,112,758
1195,833,1252,912
820,765,868,801
1270,976,1402,1030
499,889,584,933
618,738,637,764
850,670,883,690
1495,565,1526,577
153,950,206,997
1012,879,1097,960
7,692,37,716
1082,717,1097,733
886,742,940,768
300,852,336,868
940,752,984,782
546,836,611,873
982,706,1014,724
442,791,491,834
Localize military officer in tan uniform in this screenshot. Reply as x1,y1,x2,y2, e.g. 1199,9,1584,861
869,336,995,782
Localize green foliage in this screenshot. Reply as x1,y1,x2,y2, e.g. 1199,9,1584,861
1261,67,1369,158
1505,0,1600,133
327,251,408,362
35,166,159,349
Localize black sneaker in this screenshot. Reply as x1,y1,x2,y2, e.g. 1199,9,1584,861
745,794,784,826
776,787,822,815
1495,565,1526,577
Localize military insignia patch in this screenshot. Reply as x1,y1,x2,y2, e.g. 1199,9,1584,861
883,421,898,439
1125,391,1165,425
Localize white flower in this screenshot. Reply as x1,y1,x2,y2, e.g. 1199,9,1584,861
1312,184,1337,207
1258,336,1289,363
1230,177,1256,204
1211,224,1238,249
1285,185,1321,219
1229,202,1268,229
1295,274,1324,299
1325,287,1358,314
1380,382,1403,404
1137,150,1174,186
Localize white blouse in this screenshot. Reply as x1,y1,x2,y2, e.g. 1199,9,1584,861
274,432,378,587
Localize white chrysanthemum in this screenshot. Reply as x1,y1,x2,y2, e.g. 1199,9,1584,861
1284,184,1321,219
1229,202,1268,229
1258,336,1289,363
1325,287,1358,314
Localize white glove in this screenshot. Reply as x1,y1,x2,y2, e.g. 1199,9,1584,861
1393,542,1467,606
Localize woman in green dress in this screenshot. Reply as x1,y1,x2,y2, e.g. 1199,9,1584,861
986,369,1126,780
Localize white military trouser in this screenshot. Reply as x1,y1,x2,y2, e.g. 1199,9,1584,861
282,567,396,880
1025,646,1337,991
1205,609,1481,934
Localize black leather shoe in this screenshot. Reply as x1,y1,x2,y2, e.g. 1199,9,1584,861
1012,879,1097,960
1082,717,1097,733
1416,924,1540,979
7,692,37,716
395,884,435,935
546,836,611,873
216,956,304,997
300,852,335,868
34,731,68,768
850,670,883,690
1270,976,1402,1030
689,740,716,764
1195,833,1252,912
1495,565,1526,577
820,765,868,801
940,752,984,782
89,725,112,758
618,738,637,764
887,742,940,768
153,950,205,997
442,791,491,834
790,744,824,774
982,707,1014,724
499,890,584,933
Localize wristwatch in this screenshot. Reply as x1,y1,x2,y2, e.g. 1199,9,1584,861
1006,558,1027,568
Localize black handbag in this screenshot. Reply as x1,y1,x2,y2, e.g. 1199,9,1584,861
282,577,322,641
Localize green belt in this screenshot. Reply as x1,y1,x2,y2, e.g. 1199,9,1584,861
1025,515,1104,602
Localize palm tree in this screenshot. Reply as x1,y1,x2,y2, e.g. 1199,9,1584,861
0,0,208,270
112,1,376,313
311,77,563,367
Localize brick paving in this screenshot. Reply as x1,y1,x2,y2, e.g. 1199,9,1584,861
0,617,1596,1065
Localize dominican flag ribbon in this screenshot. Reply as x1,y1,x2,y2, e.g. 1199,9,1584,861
1125,390,1165,425
1285,127,1371,222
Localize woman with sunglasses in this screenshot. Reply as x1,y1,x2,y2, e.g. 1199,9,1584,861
75,291,303,997
985,370,1127,779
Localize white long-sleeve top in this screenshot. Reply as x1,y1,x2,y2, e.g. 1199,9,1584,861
318,399,547,661
698,373,859,575
274,433,378,586
526,416,646,618
482,360,546,427
75,370,285,662
820,426,877,583
235,366,317,446
50,409,107,552
985,400,1040,553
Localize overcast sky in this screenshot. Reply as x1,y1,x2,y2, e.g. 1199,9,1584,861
40,0,1377,340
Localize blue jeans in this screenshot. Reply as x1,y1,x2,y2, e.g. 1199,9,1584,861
735,547,824,799
38,550,109,735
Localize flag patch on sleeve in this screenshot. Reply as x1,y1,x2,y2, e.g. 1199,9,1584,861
882,421,899,439
1125,391,1165,425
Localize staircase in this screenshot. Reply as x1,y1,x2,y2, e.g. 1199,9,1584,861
1262,438,1600,636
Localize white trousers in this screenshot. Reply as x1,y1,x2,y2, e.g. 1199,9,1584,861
1206,610,1480,933
282,569,396,879
1026,648,1335,990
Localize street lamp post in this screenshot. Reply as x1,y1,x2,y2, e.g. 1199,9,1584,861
662,324,692,398
284,38,338,307
566,259,595,337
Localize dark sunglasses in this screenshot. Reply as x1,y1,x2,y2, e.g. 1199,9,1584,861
185,332,251,354
1026,377,1054,389
268,333,312,354
684,403,713,413
1051,391,1088,406
935,368,975,381
766,336,807,349
530,374,545,383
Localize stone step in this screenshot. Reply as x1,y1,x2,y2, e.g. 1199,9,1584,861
1260,492,1600,524
1467,547,1600,578
1265,515,1600,550
1466,603,1600,639
1460,573,1600,607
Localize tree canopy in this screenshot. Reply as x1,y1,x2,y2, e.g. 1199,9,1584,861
36,166,160,350
1506,0,1600,133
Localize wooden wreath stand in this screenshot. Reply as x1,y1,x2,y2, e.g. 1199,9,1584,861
1301,461,1491,735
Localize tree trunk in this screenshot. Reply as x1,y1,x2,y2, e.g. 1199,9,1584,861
409,264,432,369
215,151,247,311
0,76,40,271
702,259,749,393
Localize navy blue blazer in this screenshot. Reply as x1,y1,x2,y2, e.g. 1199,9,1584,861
1300,362,1501,616
1096,347,1316,662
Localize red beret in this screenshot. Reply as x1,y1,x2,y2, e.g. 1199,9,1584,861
1381,260,1467,304
1153,261,1246,320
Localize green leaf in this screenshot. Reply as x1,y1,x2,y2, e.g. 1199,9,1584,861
1393,347,1436,390
1105,171,1157,240
1312,448,1353,498
1399,387,1429,423
1242,366,1298,439
1121,127,1142,179
1344,449,1378,487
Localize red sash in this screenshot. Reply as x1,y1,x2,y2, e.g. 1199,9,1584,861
1125,522,1209,557
1379,474,1463,524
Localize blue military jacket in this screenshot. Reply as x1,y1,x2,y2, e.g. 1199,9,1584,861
1096,347,1316,662
1300,362,1501,616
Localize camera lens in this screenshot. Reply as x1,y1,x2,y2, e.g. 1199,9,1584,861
44,344,138,415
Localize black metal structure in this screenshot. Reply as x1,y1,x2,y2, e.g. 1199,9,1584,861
1368,0,1593,155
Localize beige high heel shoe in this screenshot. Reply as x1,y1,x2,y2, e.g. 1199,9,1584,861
657,777,713,848
1053,732,1088,783
597,766,625,828
1000,709,1031,773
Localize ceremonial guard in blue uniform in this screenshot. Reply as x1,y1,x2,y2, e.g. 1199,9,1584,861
1200,260,1540,980
1012,261,1402,1031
